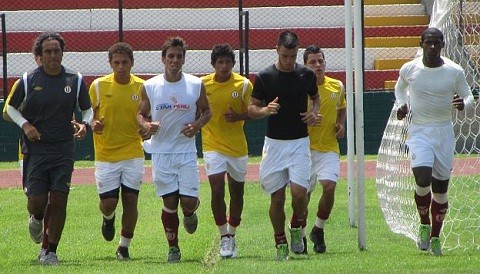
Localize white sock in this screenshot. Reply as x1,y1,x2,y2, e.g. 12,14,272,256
218,223,229,237
104,212,115,220
119,235,132,248
228,224,237,236
315,217,326,229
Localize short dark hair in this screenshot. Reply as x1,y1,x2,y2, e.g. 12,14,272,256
33,31,66,57
161,36,187,58
277,30,299,49
108,42,134,62
303,45,325,64
421,27,444,43
210,44,235,65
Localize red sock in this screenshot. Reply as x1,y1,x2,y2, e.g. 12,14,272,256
290,214,304,228
161,209,179,247
431,200,448,238
274,232,287,246
414,191,431,225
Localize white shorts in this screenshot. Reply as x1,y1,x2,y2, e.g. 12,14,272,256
406,122,454,180
203,151,248,182
94,158,145,194
260,136,311,194
309,151,340,192
151,152,200,197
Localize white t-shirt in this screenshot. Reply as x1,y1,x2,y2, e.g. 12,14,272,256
142,72,202,153
395,57,473,125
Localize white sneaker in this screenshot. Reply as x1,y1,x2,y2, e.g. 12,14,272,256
289,227,304,253
40,252,59,266
220,236,233,258
28,215,43,244
37,248,47,261
230,236,237,258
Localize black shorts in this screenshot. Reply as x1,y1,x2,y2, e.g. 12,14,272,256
24,152,74,197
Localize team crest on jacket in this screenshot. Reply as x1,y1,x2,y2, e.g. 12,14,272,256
64,86,72,93
231,90,239,98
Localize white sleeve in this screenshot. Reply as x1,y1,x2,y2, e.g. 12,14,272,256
81,107,94,125
394,69,409,108
455,70,475,110
6,105,28,128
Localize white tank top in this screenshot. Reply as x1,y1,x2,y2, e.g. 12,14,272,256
142,72,202,153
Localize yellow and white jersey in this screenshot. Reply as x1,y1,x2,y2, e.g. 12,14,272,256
201,72,253,157
308,76,346,154
89,73,145,162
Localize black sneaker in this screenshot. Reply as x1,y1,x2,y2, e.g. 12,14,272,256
309,228,326,253
116,246,130,260
101,215,115,241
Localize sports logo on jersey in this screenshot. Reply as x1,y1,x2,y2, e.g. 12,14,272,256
64,86,72,94
156,103,172,110
171,95,178,104
330,93,337,99
33,86,43,92
231,91,239,98
132,94,139,101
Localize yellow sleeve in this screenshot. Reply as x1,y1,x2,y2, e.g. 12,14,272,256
2,79,20,116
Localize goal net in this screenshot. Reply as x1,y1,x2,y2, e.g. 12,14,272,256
376,0,480,251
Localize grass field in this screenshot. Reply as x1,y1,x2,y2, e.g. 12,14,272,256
1,172,479,273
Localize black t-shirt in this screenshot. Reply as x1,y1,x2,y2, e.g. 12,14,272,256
8,66,91,154
251,63,318,140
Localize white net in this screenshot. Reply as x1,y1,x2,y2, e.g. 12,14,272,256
376,0,480,251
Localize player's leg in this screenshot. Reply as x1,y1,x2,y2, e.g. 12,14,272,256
288,137,310,254
204,152,231,257
116,158,143,260
25,154,49,246
427,122,455,256
162,192,181,263
259,137,292,260
178,152,201,235
270,186,288,260
224,155,247,258
407,124,435,251
41,154,74,265
429,177,448,256
95,161,122,242
310,152,339,253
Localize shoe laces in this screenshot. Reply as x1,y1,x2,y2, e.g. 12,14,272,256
221,236,231,250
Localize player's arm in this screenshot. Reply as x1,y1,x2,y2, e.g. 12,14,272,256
394,70,409,120
137,85,157,139
302,93,320,126
6,79,42,141
335,83,346,138
73,80,93,140
2,80,20,122
336,107,347,138
248,97,280,119
453,70,475,111
182,83,211,138
225,79,254,122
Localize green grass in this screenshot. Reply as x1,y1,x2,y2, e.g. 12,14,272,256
0,177,479,273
